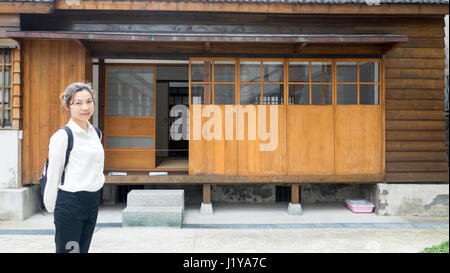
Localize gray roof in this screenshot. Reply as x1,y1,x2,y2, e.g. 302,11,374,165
0,0,448,3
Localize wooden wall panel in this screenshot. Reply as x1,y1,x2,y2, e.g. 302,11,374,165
237,105,286,176
384,16,448,183
335,106,383,175
22,39,89,184
189,105,238,175
287,106,334,175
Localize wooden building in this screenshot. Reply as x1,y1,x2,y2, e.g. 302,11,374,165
0,0,448,209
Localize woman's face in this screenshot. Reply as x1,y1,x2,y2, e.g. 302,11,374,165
69,89,94,122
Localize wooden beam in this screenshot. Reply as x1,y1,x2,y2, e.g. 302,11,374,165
75,39,90,51
99,174,385,185
381,42,402,55
54,1,450,15
6,31,409,44
291,184,299,204
0,2,54,14
204,42,211,53
294,42,308,54
203,184,211,204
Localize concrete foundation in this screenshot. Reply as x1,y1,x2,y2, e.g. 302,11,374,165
200,202,214,215
0,185,39,221
211,184,276,203
101,184,118,205
48,183,449,219
288,203,302,216
373,183,449,217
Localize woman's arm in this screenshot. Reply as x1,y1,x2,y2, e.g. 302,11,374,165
43,129,68,213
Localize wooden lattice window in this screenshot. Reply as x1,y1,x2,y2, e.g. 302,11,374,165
0,48,12,128
288,60,333,105
336,60,381,105
240,59,285,105
190,58,237,105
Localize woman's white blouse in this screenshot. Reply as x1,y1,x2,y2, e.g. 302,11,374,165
43,119,105,213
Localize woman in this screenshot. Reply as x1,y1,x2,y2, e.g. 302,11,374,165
43,82,104,253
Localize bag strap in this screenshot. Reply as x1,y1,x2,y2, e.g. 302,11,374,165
93,126,102,141
60,126,73,186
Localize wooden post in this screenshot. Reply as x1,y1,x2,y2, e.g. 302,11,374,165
98,58,105,144
203,184,211,204
291,184,299,204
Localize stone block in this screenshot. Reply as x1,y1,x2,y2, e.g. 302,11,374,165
122,206,183,228
127,190,184,207
0,185,39,221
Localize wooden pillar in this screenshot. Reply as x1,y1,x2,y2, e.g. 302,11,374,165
98,58,105,143
203,184,211,204
291,184,299,204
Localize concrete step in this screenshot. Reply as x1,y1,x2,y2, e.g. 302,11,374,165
126,190,184,207
122,206,183,228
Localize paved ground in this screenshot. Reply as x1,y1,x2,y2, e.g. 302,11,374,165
0,202,448,253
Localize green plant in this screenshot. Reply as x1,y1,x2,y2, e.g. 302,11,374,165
422,240,449,253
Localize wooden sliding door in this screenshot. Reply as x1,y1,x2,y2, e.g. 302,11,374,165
104,65,156,170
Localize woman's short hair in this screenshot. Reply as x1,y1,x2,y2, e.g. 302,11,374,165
61,82,95,107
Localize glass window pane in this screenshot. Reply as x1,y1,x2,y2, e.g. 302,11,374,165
107,136,154,148
191,61,212,82
214,61,235,82
5,50,11,64
311,62,332,83
311,84,332,105
5,66,10,86
360,84,380,105
191,84,212,104
0,88,2,104
289,62,309,82
214,84,235,104
360,62,379,82
4,109,10,122
240,84,261,104
263,84,284,105
289,84,309,105
263,62,284,82
240,61,260,82
4,88,9,104
337,84,357,104
106,67,155,116
337,62,357,82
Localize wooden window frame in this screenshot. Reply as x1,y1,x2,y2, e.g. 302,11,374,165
335,58,382,106
288,58,334,105
189,58,237,105
239,58,285,105
0,48,12,128
188,57,382,107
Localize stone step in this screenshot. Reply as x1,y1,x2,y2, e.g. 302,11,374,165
126,190,184,207
122,206,183,228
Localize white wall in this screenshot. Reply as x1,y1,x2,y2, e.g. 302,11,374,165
0,130,21,189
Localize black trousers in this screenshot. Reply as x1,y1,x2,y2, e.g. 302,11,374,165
54,188,102,253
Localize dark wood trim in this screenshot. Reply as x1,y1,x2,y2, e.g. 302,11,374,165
105,174,385,184
6,31,409,44
54,1,450,15
98,58,105,144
